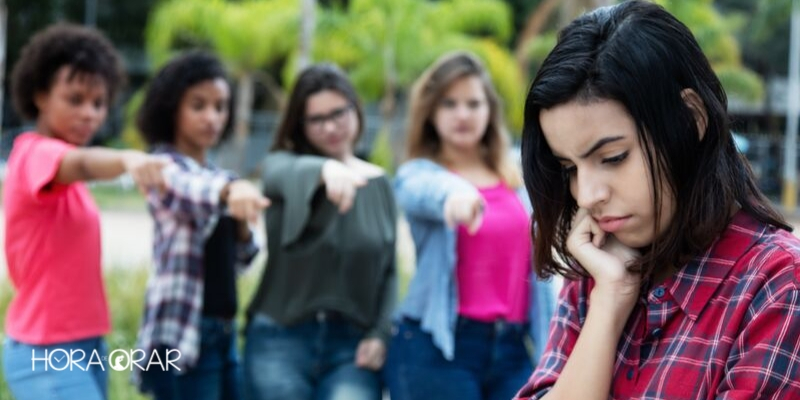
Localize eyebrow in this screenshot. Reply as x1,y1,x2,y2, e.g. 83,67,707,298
306,104,350,119
554,136,625,161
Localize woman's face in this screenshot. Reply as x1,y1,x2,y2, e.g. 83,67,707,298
35,66,108,146
303,90,359,160
539,98,675,248
432,75,490,152
175,78,230,153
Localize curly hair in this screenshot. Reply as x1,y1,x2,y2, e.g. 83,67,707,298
136,50,232,147
11,23,125,121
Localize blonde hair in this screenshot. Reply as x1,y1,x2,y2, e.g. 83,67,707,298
405,51,521,187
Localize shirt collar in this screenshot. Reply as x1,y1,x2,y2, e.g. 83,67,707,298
665,210,769,320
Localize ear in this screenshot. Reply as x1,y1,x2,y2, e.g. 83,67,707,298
34,91,49,113
680,88,708,141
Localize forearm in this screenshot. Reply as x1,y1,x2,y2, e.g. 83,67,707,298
160,167,231,219
55,147,133,184
543,291,632,400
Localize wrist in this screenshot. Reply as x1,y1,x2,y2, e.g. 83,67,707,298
590,286,639,322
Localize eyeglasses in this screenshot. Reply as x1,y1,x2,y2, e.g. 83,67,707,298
304,104,354,134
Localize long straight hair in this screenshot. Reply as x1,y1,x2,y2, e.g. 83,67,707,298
272,63,364,156
522,1,788,280
406,51,521,187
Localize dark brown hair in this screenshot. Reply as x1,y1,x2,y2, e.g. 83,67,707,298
137,50,231,147
522,1,788,280
271,63,363,155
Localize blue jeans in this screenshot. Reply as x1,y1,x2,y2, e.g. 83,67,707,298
139,317,241,400
385,317,534,400
2,336,108,400
243,312,381,400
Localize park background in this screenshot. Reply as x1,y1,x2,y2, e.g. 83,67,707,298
0,0,798,398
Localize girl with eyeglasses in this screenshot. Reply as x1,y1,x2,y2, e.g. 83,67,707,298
243,63,397,400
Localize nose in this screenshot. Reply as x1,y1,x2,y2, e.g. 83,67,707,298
572,169,610,210
321,117,339,134
456,104,471,119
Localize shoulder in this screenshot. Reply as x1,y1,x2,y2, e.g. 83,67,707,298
737,227,800,305
398,158,445,173
754,228,800,282
15,132,71,153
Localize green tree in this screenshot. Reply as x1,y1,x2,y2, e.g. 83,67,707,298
145,0,525,170
308,0,524,168
519,0,765,103
718,0,792,76
144,0,299,170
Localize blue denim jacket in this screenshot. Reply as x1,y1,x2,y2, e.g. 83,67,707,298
393,158,557,361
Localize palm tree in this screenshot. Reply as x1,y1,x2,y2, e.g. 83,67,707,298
145,0,299,171
145,0,524,169
517,0,765,103
310,0,524,167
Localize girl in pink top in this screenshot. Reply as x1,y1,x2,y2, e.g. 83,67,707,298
456,182,532,323
386,52,555,400
2,24,167,400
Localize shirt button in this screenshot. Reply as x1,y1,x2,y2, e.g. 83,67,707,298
653,287,666,298
652,328,663,338
626,368,634,380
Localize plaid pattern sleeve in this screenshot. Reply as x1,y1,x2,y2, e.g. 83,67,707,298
515,211,800,400
134,147,242,381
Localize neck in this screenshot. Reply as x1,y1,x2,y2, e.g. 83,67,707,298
175,141,206,165
439,143,483,170
330,151,355,163
36,122,54,139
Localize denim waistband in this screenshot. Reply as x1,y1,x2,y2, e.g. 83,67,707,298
401,316,529,336
456,316,529,335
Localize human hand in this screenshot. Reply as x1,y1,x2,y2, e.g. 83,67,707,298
225,179,271,224
355,338,386,371
566,208,641,305
444,192,484,234
321,160,368,214
122,151,171,195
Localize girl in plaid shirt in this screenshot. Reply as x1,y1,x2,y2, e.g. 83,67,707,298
516,1,800,399
133,51,269,400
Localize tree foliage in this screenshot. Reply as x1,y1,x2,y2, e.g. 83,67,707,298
520,0,766,102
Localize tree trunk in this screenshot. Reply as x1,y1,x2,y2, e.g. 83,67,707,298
0,1,6,136
514,0,560,81
382,10,400,168
229,73,254,174
298,0,316,73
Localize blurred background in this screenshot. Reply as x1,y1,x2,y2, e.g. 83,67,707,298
0,0,795,194
0,1,797,398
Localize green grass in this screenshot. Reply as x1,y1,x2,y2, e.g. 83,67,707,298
88,185,147,212
0,265,264,400
0,226,413,400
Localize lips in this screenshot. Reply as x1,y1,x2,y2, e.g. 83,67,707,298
595,216,631,233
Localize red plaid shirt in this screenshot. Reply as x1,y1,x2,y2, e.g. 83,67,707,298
516,211,800,400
